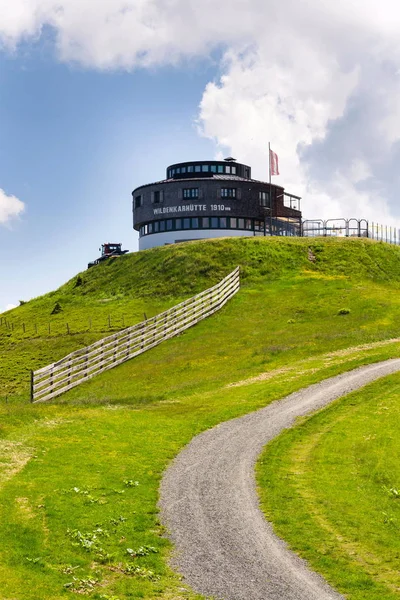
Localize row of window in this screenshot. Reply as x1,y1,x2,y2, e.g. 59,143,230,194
134,189,270,208
138,216,298,237
167,164,238,178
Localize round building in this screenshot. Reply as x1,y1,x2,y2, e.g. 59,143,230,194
132,158,302,250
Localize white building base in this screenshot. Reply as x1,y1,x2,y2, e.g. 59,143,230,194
139,228,257,250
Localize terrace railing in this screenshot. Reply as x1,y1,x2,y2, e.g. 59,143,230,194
31,267,240,403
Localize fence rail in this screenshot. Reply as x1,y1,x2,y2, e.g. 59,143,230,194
31,267,240,403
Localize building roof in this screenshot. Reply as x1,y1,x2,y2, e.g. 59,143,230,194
132,174,284,194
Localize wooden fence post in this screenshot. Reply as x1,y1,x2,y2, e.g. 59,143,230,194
30,370,34,403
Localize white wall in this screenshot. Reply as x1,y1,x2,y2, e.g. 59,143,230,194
139,229,257,250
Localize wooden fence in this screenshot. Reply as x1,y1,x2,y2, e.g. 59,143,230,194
31,267,240,403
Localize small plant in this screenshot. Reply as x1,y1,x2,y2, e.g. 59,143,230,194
74,275,83,288
25,556,41,564
51,302,62,315
337,308,351,315
123,479,139,487
64,577,99,593
122,564,159,580
126,545,158,558
19,300,26,306
287,319,295,324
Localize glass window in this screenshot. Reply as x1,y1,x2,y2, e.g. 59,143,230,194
192,217,199,228
154,221,159,233
225,166,231,174
144,224,148,235
259,191,269,206
153,191,161,204
176,218,182,230
221,188,236,198
166,219,173,231
176,167,181,174
188,165,194,173
183,188,199,199
148,223,153,234
238,218,245,229
202,164,209,172
245,219,252,230
211,217,219,228
181,166,186,174
254,220,263,231
202,217,210,228
171,169,175,175
230,218,237,228
135,195,142,208
195,165,201,172
231,166,236,175
183,218,190,229
220,217,227,228
160,221,165,232
210,165,217,173
217,165,224,173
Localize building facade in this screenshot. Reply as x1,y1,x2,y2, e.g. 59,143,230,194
132,158,302,250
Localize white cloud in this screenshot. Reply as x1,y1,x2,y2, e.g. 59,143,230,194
2,0,400,223
0,188,25,225
0,303,17,314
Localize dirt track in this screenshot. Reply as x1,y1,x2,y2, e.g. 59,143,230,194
159,359,400,600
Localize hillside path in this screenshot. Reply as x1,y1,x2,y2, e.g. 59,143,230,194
159,359,400,600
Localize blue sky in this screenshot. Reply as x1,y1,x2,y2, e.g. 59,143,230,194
0,43,219,310
2,0,400,311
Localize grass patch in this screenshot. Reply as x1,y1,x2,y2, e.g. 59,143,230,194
257,373,400,600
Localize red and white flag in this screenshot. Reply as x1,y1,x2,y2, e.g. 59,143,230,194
269,148,279,176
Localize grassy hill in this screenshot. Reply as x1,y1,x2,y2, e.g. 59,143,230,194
2,236,400,600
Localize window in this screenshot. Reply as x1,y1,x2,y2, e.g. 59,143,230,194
183,188,199,199
160,221,165,232
192,217,199,228
225,166,231,174
238,218,245,229
195,165,201,172
183,218,191,229
210,165,217,173
259,191,269,207
221,188,237,198
220,217,227,228
211,217,219,228
153,191,160,204
176,167,181,174
154,221,159,233
231,166,237,175
217,165,224,173
171,168,176,175
181,166,186,174
166,219,173,231
245,219,252,230
202,164,209,172
148,223,153,234
202,217,210,228
188,165,194,173
134,195,142,208
176,218,182,230
230,217,237,228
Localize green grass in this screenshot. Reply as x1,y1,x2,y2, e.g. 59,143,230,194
257,373,400,600
2,236,400,599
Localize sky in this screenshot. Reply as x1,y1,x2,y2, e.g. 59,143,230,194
2,0,400,312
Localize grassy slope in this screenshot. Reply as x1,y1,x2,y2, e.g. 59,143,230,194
2,237,400,599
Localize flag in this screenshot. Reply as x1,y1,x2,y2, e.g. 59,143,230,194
269,148,279,176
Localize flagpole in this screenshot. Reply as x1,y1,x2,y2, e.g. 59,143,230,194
268,142,272,237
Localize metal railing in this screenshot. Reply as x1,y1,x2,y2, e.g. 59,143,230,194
31,267,240,403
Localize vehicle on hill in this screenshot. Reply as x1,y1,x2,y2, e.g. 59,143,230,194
87,243,128,268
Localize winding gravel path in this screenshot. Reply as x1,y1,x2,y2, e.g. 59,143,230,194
159,359,400,600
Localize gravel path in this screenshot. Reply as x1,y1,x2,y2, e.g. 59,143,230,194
159,359,400,600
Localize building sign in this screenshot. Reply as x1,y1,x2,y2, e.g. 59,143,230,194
153,204,232,215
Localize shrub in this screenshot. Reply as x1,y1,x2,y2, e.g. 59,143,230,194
51,302,62,315
338,308,351,315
